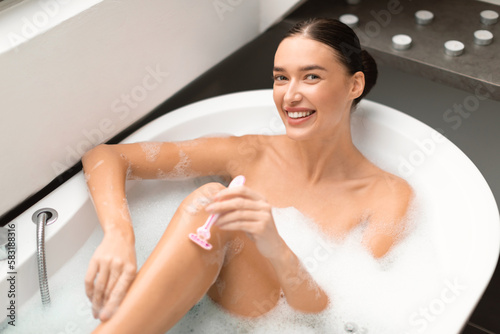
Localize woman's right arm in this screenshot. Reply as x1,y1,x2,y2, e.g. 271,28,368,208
82,144,137,321
82,138,244,321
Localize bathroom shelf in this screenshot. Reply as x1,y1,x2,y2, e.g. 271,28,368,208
286,0,500,101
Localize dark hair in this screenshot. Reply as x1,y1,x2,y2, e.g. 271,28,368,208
283,18,378,106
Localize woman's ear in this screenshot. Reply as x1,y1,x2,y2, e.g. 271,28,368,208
350,71,365,100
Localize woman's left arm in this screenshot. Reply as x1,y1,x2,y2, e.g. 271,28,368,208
205,185,329,313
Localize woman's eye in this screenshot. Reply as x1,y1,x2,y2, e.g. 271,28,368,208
273,75,287,82
305,74,320,80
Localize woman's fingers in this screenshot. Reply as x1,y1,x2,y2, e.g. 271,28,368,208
206,183,283,258
99,264,136,321
84,260,99,300
85,259,136,321
207,185,270,214
91,262,111,318
207,197,265,214
213,185,265,202
216,210,268,227
103,260,125,304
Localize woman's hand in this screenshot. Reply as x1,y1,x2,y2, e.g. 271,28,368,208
205,185,286,259
85,233,137,321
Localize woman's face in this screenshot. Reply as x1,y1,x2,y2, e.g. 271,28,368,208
273,36,364,141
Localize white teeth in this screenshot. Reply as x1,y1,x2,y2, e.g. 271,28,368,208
287,110,314,119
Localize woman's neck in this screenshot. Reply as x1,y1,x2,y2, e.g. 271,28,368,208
286,125,367,184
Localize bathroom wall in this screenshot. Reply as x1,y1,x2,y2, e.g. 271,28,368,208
0,0,301,218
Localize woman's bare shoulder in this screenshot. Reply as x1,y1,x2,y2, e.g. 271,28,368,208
372,170,413,215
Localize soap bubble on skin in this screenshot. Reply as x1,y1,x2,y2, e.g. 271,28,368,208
174,138,203,148
139,142,162,163
155,150,198,180
185,195,212,215
119,197,131,223
223,237,245,266
91,160,104,171
126,164,143,180
126,164,132,179
215,277,226,295
202,248,225,266
166,150,200,179
156,169,168,180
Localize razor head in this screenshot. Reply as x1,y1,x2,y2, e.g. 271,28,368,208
189,233,213,250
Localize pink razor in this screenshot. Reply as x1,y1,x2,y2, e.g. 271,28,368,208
189,175,246,250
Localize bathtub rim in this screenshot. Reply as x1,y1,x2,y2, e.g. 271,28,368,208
2,89,499,333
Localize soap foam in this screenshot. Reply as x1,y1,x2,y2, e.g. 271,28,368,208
168,150,197,179
126,164,143,180
91,160,104,171
139,142,161,162
154,150,198,180
7,177,445,334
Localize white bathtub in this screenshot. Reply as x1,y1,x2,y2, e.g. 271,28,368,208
1,89,499,333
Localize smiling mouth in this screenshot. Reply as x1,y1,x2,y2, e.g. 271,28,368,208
286,110,316,119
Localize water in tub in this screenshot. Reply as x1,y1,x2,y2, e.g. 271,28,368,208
4,172,445,333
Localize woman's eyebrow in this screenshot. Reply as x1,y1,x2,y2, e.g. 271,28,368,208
272,65,327,72
300,65,327,71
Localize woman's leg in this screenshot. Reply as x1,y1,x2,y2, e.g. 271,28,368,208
92,182,232,334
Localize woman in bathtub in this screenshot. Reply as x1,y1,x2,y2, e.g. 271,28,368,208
83,18,413,333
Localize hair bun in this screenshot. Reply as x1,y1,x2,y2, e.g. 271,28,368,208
358,50,378,102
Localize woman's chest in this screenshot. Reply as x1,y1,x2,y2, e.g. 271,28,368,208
243,171,373,237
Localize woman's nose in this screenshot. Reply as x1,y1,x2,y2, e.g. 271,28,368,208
284,82,302,104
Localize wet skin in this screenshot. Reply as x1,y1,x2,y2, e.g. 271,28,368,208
83,36,413,333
